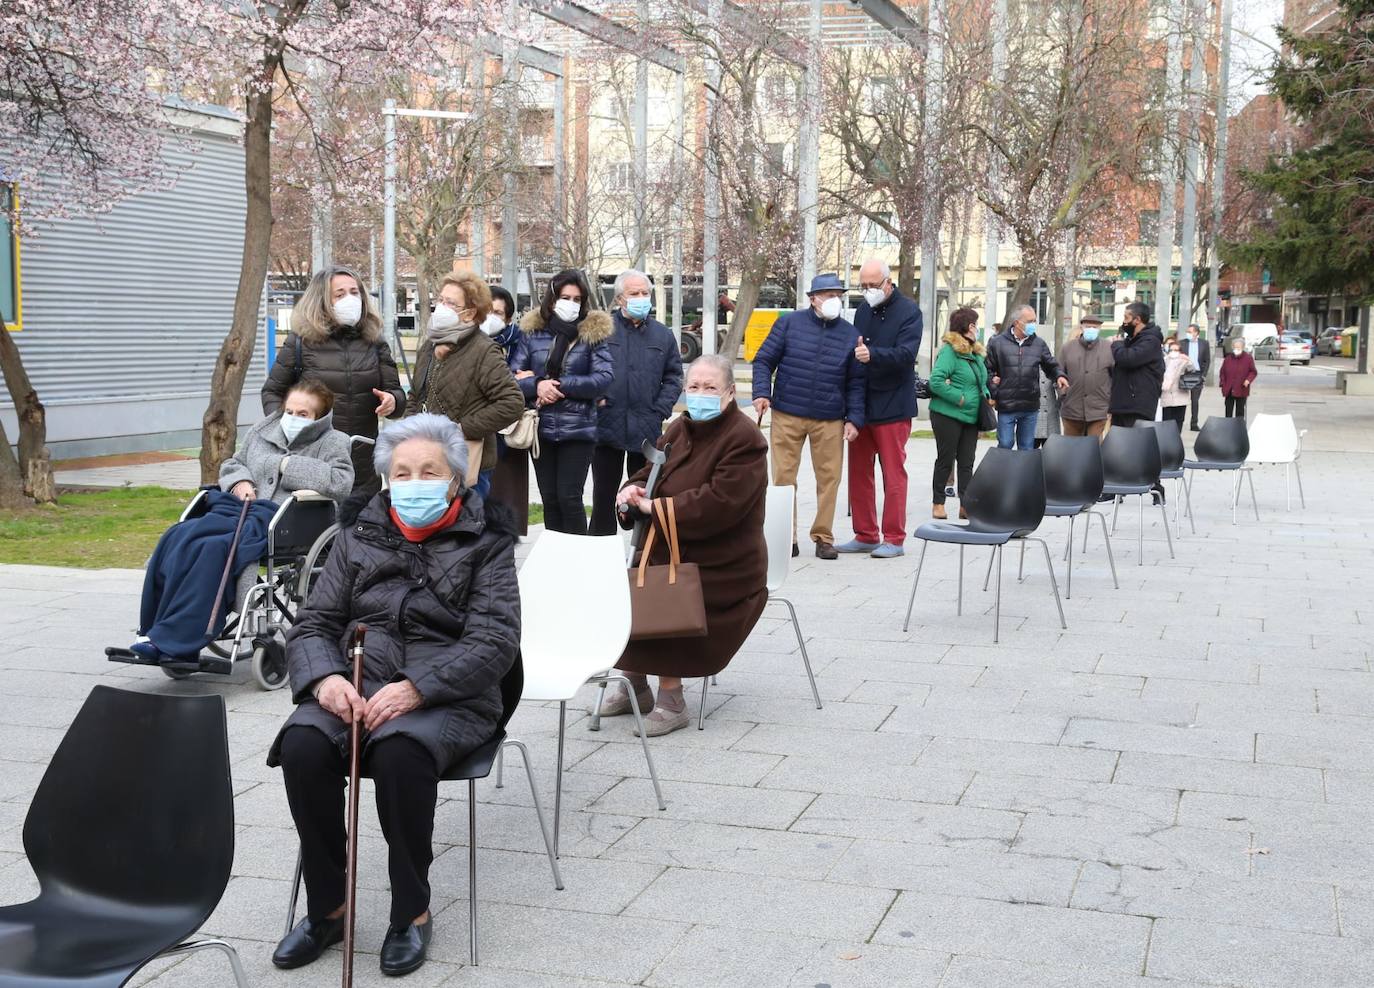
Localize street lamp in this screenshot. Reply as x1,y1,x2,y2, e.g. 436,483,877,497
381,100,474,380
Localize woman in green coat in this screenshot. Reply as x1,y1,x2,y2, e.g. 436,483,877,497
927,307,990,520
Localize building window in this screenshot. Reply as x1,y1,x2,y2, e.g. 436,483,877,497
607,162,633,191
862,212,898,246
1,185,19,332
1090,279,1116,319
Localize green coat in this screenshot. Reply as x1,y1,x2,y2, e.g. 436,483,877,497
928,333,990,425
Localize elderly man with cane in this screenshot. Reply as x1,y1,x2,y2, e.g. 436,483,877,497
267,414,520,977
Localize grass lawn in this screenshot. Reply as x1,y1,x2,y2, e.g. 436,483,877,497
0,487,195,569
0,486,547,569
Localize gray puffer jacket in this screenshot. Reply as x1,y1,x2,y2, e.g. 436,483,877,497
217,411,354,505
266,493,520,772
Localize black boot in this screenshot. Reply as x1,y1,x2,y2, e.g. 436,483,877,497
380,918,433,976
272,915,345,969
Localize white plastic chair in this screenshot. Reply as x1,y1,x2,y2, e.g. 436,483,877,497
697,485,823,729
1247,413,1307,510
517,531,664,857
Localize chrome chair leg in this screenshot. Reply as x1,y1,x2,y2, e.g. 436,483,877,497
607,674,665,811
902,541,929,631
1231,470,1241,525
1017,538,1026,582
494,746,504,788
775,595,822,709
1112,495,1122,533
982,543,995,592
469,779,478,965
1246,468,1260,521
160,940,249,988
1137,494,1144,565
1089,509,1120,589
503,738,563,891
553,701,567,858
1064,515,1075,599
957,544,964,615
1294,460,1306,508
1159,495,1175,559
1030,537,1067,629
587,681,609,733
993,543,1003,644
698,676,709,731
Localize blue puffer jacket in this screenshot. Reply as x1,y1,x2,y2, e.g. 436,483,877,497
513,309,614,443
752,308,866,426
853,288,923,424
597,309,683,452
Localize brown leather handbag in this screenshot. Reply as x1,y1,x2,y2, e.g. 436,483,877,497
627,497,708,641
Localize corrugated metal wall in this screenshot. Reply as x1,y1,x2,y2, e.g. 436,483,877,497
1,107,268,457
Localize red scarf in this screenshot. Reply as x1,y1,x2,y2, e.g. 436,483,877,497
389,497,463,543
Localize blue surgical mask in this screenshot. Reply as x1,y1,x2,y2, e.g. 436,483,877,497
280,413,311,444
390,479,452,527
1081,328,1100,343
684,393,724,422
625,297,652,320
1023,322,1038,337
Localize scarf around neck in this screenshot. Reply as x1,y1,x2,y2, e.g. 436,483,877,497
389,496,464,543
545,313,581,379
427,319,479,349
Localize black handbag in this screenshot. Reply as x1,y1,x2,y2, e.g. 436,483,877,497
977,399,998,432
914,375,932,400
1180,370,1204,390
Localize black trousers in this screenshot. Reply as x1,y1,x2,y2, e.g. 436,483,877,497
1162,405,1185,432
1110,413,1147,428
532,439,595,534
1225,395,1247,418
930,410,978,505
589,446,648,536
1189,385,1203,427
280,726,439,928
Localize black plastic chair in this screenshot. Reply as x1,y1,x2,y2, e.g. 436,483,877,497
0,686,246,987
1132,421,1196,536
283,655,561,967
1100,426,1175,566
1039,435,1119,598
903,447,1065,643
1183,416,1259,524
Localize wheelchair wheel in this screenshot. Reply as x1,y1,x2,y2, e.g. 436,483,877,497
297,523,342,603
251,640,289,691
161,666,193,680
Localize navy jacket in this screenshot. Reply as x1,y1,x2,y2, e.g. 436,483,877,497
512,309,615,443
984,330,1063,413
853,288,923,424
751,308,866,426
597,309,684,452
140,491,277,658
1109,321,1166,418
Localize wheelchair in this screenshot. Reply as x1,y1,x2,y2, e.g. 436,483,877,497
109,488,344,691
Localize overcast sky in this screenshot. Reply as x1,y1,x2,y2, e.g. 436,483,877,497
1230,0,1285,106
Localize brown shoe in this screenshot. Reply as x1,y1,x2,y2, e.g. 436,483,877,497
959,506,969,520
814,541,838,560
932,504,947,520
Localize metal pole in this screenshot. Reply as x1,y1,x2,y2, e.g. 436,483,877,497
796,0,822,303
918,0,944,374
633,0,649,269
501,5,519,292
472,54,488,278
369,229,376,291
1207,0,1234,352
1154,0,1185,336
672,67,686,343
983,0,1007,336
702,0,721,356
553,71,567,265
383,99,397,358
1177,0,1206,336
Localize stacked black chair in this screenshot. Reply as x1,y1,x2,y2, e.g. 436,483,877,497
1183,417,1259,524
903,447,1066,643
1133,421,1196,536
1101,426,1175,566
1040,435,1119,598
0,687,247,987
283,655,562,967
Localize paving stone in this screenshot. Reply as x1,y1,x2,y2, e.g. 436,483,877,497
785,941,952,988
938,955,1214,988
645,925,833,988
1111,750,1325,801
915,737,1119,782
588,778,816,830
1146,916,1374,987
708,695,894,731
789,793,1021,847
756,756,972,804
731,723,929,765
873,891,1152,974
1256,732,1374,771
959,775,1179,827
1060,717,1255,761
1010,817,1253,876
602,817,852,879
879,705,1068,745
570,739,783,787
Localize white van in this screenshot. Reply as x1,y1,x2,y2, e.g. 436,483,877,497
1231,323,1279,350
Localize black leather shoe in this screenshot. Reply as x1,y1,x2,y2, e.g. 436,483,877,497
814,542,838,560
272,915,345,969
791,542,800,558
380,919,433,976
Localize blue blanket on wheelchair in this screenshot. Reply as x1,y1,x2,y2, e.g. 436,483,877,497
139,491,279,659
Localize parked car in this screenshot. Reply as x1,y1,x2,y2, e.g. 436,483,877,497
1233,322,1280,350
1317,327,1346,356
1253,334,1313,365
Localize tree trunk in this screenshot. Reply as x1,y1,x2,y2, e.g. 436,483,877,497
414,262,432,336
200,85,274,485
0,325,55,503
0,417,27,509
722,253,768,366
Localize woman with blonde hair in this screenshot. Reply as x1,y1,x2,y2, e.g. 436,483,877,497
262,266,406,491
407,272,524,500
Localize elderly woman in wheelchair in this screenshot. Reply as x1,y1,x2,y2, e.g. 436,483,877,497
108,378,353,685
266,413,520,976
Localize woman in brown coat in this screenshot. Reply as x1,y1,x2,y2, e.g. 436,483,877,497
602,354,769,736
407,272,524,499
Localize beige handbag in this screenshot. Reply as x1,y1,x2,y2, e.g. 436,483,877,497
500,408,541,458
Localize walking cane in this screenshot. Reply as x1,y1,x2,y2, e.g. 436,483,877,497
205,495,253,636
341,624,367,988
627,438,672,562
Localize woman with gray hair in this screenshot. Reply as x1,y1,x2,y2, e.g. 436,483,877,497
262,266,407,491
267,412,520,977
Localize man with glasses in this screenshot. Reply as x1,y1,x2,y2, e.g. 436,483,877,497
835,259,923,559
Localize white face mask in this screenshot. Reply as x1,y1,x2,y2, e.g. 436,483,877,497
862,287,886,308
281,413,311,444
819,297,842,321
429,304,461,333
333,294,363,327
482,312,506,336
553,298,581,322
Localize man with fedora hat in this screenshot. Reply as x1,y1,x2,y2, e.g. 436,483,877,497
752,273,866,560
1057,313,1115,438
